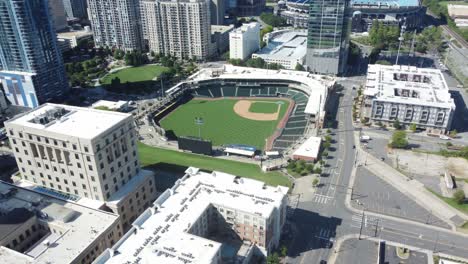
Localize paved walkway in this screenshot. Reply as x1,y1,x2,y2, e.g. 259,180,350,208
354,132,468,229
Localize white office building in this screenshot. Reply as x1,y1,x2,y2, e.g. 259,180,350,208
5,104,157,231
141,0,212,60
229,22,261,60
87,0,142,51
363,64,456,133
94,167,289,264
252,29,307,70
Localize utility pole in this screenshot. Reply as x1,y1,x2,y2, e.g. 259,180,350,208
359,209,365,240
396,23,407,65
195,117,204,138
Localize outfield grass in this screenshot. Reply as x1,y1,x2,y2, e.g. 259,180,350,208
160,99,290,148
100,65,169,85
249,101,280,114
138,142,291,187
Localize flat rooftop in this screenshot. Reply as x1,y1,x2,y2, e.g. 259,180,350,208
6,103,131,139
293,136,322,159
253,30,307,62
94,167,288,264
57,30,93,39
0,182,118,264
351,0,420,7
364,64,455,109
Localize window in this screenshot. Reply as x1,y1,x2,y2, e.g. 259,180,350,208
73,144,77,150
50,183,54,188
66,187,70,192
72,181,77,187
113,178,117,184
104,184,109,190
86,156,91,162
106,193,110,199
74,190,78,195
53,167,57,172
91,176,95,183
53,140,58,146
93,186,98,192
27,160,31,165
19,132,23,138
24,150,28,155
64,179,68,184
77,163,81,168
84,146,89,152
80,174,84,179
70,171,74,176
55,177,60,182
82,184,87,189
62,142,66,148
39,173,44,178
102,173,106,180
88,165,93,171
75,154,79,159
61,169,65,174
100,163,104,169
47,175,52,180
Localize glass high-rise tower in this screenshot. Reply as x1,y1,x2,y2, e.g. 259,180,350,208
0,0,69,108
305,0,350,75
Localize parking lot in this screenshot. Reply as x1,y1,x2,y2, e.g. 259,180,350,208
352,167,450,229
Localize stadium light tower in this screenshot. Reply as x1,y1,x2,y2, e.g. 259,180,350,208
195,117,204,138
395,23,407,65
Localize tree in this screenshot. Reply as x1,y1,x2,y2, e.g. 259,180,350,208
280,245,288,257
390,130,408,149
260,13,286,27
453,190,466,205
246,57,266,68
393,119,402,130
295,63,306,71
449,129,458,138
314,167,322,174
266,253,280,264
113,49,125,60
409,123,417,132
312,178,319,187
375,60,392,65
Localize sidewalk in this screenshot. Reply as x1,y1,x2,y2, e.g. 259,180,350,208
354,132,468,229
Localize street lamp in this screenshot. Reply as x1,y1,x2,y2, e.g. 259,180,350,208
194,117,204,138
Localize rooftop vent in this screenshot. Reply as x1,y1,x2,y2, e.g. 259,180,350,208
29,107,71,125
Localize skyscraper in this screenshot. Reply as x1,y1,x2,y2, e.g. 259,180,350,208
305,0,350,75
0,0,69,108
62,0,87,19
87,0,143,51
210,0,225,25
141,0,211,60
49,0,68,31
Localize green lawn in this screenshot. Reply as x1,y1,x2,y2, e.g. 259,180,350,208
138,142,291,187
249,101,281,114
160,99,290,149
427,188,468,214
100,65,169,85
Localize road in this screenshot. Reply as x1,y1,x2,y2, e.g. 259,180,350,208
286,79,468,264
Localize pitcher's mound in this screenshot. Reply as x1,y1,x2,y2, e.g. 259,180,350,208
233,100,280,121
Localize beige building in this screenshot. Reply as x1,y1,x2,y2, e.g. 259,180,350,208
94,167,289,264
0,182,120,264
5,104,157,232
141,0,212,60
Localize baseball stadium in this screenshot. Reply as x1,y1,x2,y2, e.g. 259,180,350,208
151,65,335,155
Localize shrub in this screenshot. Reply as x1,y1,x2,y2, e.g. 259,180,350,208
453,190,466,205
391,130,408,149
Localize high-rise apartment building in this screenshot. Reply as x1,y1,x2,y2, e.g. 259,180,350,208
5,104,158,231
49,0,68,31
62,0,87,19
87,0,142,51
0,0,69,108
141,0,211,60
229,22,261,60
305,0,350,75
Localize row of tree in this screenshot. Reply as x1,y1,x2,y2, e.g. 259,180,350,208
228,57,284,70
260,13,287,27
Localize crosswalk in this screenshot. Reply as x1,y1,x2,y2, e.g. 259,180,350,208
350,213,382,229
287,194,300,218
313,193,332,204
315,228,335,241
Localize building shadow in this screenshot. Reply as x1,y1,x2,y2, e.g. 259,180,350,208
286,208,343,258
449,90,468,133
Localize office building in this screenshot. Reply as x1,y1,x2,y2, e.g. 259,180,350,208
363,64,456,134
210,25,235,56
94,167,289,264
252,29,307,70
5,104,158,231
49,0,68,31
0,0,69,108
229,22,261,60
141,0,211,60
210,0,225,25
237,0,266,16
0,182,120,264
63,0,87,19
87,0,142,51
306,0,349,75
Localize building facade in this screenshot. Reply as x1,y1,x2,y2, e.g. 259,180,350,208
0,0,69,108
63,0,87,19
363,64,456,134
236,0,266,16
306,0,350,75
229,22,261,60
5,104,157,232
87,0,142,51
94,167,289,264
141,0,211,60
210,0,225,25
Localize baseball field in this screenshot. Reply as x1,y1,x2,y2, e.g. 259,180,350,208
160,98,291,149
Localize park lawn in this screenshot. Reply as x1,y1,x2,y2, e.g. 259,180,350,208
427,188,468,214
249,101,281,114
138,142,291,187
101,64,169,85
160,99,290,149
